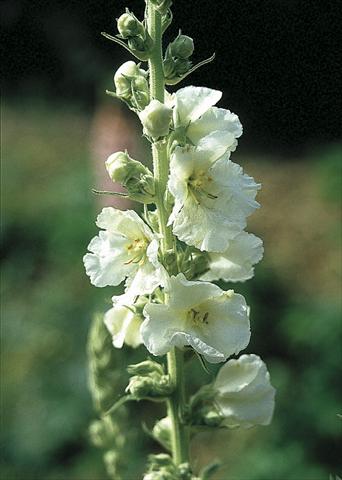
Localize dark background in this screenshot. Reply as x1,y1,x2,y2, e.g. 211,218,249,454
2,1,342,479
2,0,342,151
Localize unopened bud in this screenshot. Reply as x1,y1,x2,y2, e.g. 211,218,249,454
163,57,192,83
106,151,155,203
106,151,145,184
149,0,172,15
114,61,149,109
89,420,107,448
143,472,174,480
202,406,222,427
126,360,173,399
103,450,119,479
170,34,194,59
148,453,174,469
126,376,155,397
178,463,192,479
127,359,164,376
139,99,172,138
117,10,144,39
152,417,172,451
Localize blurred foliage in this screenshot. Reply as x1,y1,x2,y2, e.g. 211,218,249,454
1,102,341,479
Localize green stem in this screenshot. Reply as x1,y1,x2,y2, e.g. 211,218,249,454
146,0,189,466
147,2,173,252
167,348,189,465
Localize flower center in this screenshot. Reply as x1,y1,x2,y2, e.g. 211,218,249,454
187,307,210,326
125,237,148,265
188,170,217,204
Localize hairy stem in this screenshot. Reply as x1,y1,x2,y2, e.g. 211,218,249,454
146,0,189,466
167,348,189,465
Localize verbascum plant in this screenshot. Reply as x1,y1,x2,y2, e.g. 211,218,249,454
85,1,275,478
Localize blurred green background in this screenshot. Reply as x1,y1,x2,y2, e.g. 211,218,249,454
1,0,342,479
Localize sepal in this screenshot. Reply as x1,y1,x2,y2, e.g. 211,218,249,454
126,360,174,399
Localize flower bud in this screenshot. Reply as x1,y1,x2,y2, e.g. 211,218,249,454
114,61,149,109
126,360,173,399
178,463,192,479
106,151,145,184
117,10,145,39
144,454,177,480
126,376,156,397
152,417,172,451
149,0,172,15
143,472,174,480
103,450,119,479
89,420,107,448
170,34,194,59
201,406,222,427
163,57,192,83
127,359,164,376
139,99,172,138
106,151,155,203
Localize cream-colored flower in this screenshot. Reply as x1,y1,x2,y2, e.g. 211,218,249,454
168,144,260,252
104,295,142,349
83,207,163,295
173,86,242,152
214,354,275,428
201,232,264,282
141,273,250,363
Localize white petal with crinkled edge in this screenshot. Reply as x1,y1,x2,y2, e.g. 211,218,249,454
187,106,243,145
171,198,245,252
83,207,163,293
173,86,222,126
104,302,142,349
196,130,236,155
202,232,264,282
214,354,275,428
83,232,133,287
141,273,250,363
96,207,154,241
168,146,261,252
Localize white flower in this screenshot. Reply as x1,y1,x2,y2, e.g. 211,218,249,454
83,207,163,295
141,273,250,363
173,86,242,152
139,99,173,138
214,354,275,428
201,232,264,282
168,144,260,252
104,294,142,349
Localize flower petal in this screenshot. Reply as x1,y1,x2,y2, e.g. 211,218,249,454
187,106,242,145
166,273,222,310
202,232,264,282
174,86,222,125
104,304,142,349
214,354,276,428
